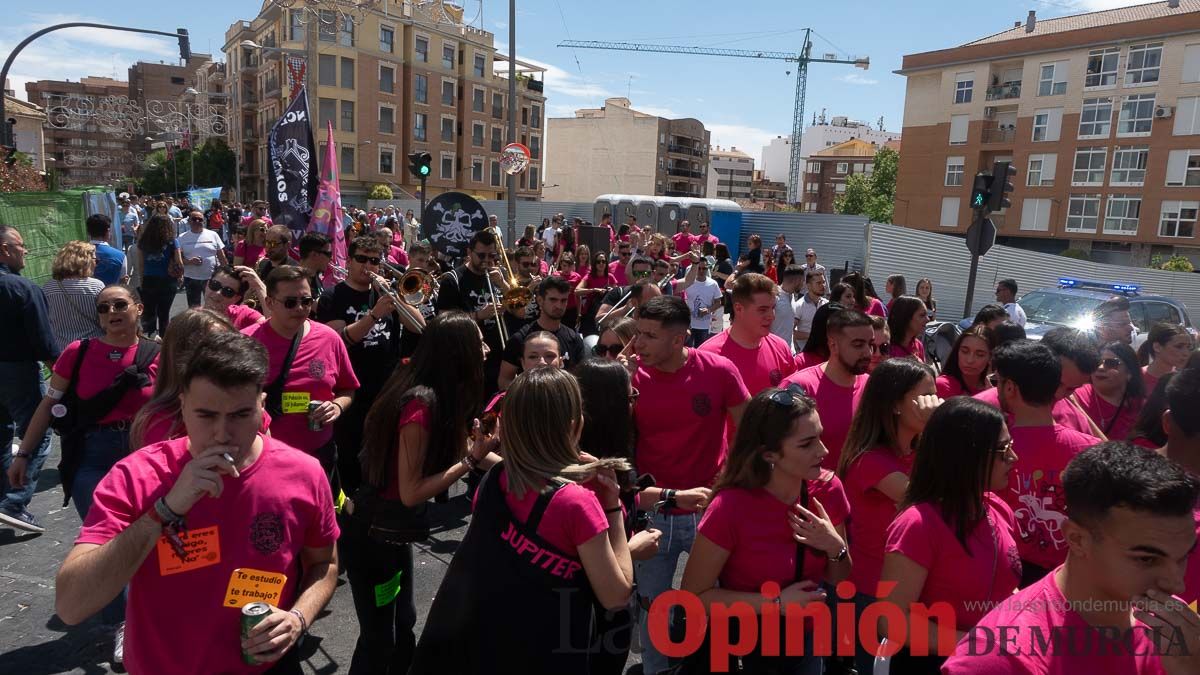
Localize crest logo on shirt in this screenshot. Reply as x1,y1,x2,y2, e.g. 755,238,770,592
308,358,326,379
692,393,712,417
769,369,783,386
249,512,284,554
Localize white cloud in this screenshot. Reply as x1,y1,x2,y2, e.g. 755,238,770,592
839,72,879,86
708,123,778,164
1065,0,1145,10
494,45,616,102
636,105,682,119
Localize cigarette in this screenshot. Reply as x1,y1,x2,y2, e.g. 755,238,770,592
222,452,235,464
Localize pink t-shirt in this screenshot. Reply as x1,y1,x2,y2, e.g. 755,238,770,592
672,232,695,261
793,351,827,371
469,470,609,558
1142,367,1161,395
887,336,926,361
225,303,266,330
52,339,158,425
77,435,339,675
844,446,914,595
693,233,719,249
936,374,988,399
864,297,886,317
943,569,1167,674
1003,424,1101,570
242,321,360,453
1184,507,1200,604
781,365,868,471
884,493,1022,629
973,388,1097,436
698,475,849,592
579,272,618,315
1073,384,1140,441
633,349,750,491
554,270,582,309
699,330,796,395
234,240,265,267
382,399,432,500
388,245,410,267
608,260,628,286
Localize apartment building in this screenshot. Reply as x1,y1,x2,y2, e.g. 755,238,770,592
895,1,1200,267
129,55,219,158
3,81,46,172
707,146,754,200
759,117,900,184
26,77,137,187
224,1,546,204
802,138,899,213
543,97,709,202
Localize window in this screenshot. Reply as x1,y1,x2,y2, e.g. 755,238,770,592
1176,97,1200,136
521,107,528,126
940,197,960,227
379,147,394,174
491,126,502,152
380,26,394,53
338,101,354,131
472,158,483,182
1104,195,1141,235
415,37,428,63
318,55,336,86
472,122,484,147
491,161,501,186
472,88,484,113
1166,150,1200,186
340,146,354,175
318,11,336,42
341,57,355,89
1038,61,1068,96
1032,108,1062,141
440,154,453,179
492,93,503,119
1078,98,1112,138
529,167,539,190
289,11,305,41
853,162,865,174
1111,146,1148,186
531,104,541,129
1185,44,1200,83
835,182,847,193
441,117,454,142
339,17,354,47
1066,194,1101,232
1021,198,1052,231
379,65,394,94
1119,94,1155,136
318,98,336,129
1026,154,1056,186
474,53,486,77
1159,201,1198,238
415,74,427,104
1085,47,1120,88
443,44,456,70
836,162,848,174
806,182,818,193
1125,43,1162,86
379,106,394,134
949,114,969,145
441,80,454,106
1071,147,1106,186
414,113,427,142
807,161,820,173
945,156,965,186
954,72,973,104
530,135,540,159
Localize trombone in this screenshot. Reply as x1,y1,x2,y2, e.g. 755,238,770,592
399,269,434,305
488,226,533,314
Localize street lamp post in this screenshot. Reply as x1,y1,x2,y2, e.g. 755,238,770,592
506,0,517,244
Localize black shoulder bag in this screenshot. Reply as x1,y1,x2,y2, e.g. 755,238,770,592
263,330,302,419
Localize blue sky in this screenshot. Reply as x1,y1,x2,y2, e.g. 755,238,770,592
3,0,1143,163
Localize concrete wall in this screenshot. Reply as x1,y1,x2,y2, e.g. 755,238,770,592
543,103,659,202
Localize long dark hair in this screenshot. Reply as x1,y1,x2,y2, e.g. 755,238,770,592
361,312,484,485
715,387,818,494
906,397,1006,549
799,302,843,360
1102,341,1146,400
1129,372,1174,448
138,214,175,253
575,360,634,462
943,324,992,394
840,358,935,477
1137,322,1190,367
887,295,927,345
842,272,868,310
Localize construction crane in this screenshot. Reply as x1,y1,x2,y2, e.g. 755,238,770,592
558,32,869,204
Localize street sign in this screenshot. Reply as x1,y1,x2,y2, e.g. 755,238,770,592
965,217,997,257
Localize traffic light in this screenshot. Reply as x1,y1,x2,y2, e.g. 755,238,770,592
988,161,1017,212
408,151,432,179
970,173,992,211
177,29,191,63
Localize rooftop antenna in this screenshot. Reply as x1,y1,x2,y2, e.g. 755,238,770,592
627,75,633,99
877,115,884,131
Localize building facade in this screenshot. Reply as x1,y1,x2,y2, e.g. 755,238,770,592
543,97,709,202
4,82,46,173
26,77,135,187
759,117,901,185
707,146,754,200
895,2,1200,267
224,1,546,204
802,138,898,213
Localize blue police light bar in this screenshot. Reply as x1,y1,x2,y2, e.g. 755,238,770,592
1058,277,1140,294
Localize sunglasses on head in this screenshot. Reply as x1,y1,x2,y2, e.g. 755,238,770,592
593,343,625,357
207,279,239,298
768,383,808,408
97,300,131,314
353,254,381,265
277,296,315,309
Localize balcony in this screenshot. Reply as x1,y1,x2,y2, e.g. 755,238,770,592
242,127,259,144
526,78,543,93
264,80,281,98
667,167,703,179
665,190,702,198
981,125,1016,144
668,144,703,158
263,49,282,62
240,93,259,110
985,83,1022,101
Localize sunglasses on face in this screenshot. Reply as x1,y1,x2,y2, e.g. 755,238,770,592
190,216,204,222
265,239,284,247
97,300,131,314
353,254,381,265
207,279,239,298
631,269,651,279
872,341,891,354
277,296,315,309
1099,357,1123,370
768,383,807,408
593,343,625,357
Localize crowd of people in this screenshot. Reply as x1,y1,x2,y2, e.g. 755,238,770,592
1,201,1199,675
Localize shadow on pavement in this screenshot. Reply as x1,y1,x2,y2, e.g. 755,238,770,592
2,621,114,675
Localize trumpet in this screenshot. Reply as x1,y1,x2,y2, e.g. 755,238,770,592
399,269,434,305
367,271,403,307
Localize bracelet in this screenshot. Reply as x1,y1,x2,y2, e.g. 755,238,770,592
13,452,31,459
662,489,678,510
331,401,344,416
289,608,308,635
604,506,623,514
462,454,480,470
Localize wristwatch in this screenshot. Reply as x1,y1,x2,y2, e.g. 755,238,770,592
827,546,849,563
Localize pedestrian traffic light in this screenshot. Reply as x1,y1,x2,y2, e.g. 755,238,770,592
177,29,191,63
970,174,992,211
408,151,432,179
988,161,1017,212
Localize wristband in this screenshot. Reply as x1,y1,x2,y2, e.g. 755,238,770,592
47,385,65,401
331,401,344,415
662,489,678,510
289,608,308,635
13,452,31,459
462,454,480,470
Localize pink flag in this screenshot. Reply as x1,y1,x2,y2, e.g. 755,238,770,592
308,121,347,285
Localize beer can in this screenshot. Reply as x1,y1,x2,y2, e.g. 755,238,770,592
241,602,271,665
308,401,323,431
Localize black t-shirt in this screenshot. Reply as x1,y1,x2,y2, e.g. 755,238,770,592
601,285,627,309
436,265,502,351
316,283,399,398
501,320,586,370
746,247,764,274
398,292,436,359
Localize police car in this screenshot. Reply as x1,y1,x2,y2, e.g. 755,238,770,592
1017,277,1195,348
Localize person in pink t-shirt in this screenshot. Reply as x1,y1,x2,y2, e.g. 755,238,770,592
699,273,797,395
608,240,633,286
630,295,750,674
944,442,1200,675
781,307,875,471
879,398,1019,673
993,341,1101,585
672,220,696,266
202,264,267,330
1139,323,1192,394
684,386,850,672
886,295,929,362
936,324,992,399
1073,342,1146,442
242,266,359,476
1158,368,1200,604
55,332,340,674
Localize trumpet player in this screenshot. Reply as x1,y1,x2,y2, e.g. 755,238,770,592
435,230,505,394
399,242,439,357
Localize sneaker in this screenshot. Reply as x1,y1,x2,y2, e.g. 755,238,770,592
112,622,125,666
0,507,45,534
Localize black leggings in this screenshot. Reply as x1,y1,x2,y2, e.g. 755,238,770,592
343,514,417,675
139,275,176,336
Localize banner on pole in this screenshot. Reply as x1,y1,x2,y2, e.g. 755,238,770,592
267,86,319,240
188,187,223,210
309,121,347,285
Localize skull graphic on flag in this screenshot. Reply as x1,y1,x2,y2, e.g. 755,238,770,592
422,192,488,259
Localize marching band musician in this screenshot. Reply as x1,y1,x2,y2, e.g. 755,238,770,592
435,230,506,395
399,242,439,358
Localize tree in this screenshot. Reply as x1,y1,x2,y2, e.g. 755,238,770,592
1159,255,1195,273
368,184,393,200
0,148,47,193
135,138,237,195
834,146,898,223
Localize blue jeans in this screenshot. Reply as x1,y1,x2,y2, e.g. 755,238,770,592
689,329,711,347
0,361,50,513
636,510,698,675
72,427,131,625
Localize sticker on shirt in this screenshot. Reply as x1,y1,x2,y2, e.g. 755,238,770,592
769,369,783,386
223,567,287,608
157,525,221,576
281,391,311,414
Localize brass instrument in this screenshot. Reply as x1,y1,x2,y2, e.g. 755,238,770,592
488,227,533,313
399,269,434,305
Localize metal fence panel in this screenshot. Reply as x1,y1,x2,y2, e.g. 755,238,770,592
739,212,868,272
367,199,595,231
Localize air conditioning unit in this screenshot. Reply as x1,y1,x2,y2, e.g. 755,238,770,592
1155,105,1173,119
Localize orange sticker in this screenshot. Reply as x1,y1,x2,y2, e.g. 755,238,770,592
222,568,287,608
156,525,221,576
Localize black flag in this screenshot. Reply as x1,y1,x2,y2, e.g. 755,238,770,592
422,192,488,259
267,86,319,240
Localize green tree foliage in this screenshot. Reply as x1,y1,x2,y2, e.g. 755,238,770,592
368,184,393,200
1160,255,1195,273
0,149,47,192
834,146,898,223
136,139,236,195
1060,248,1090,261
